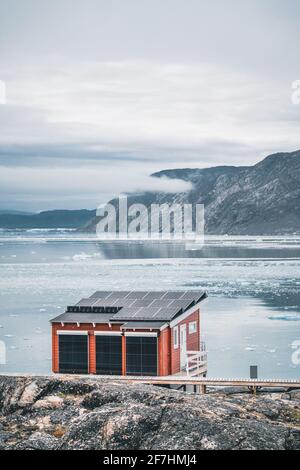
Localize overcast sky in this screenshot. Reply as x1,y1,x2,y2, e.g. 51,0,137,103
0,0,299,211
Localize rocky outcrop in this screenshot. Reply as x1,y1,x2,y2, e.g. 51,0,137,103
0,375,299,450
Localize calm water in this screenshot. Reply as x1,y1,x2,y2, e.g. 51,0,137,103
0,231,299,379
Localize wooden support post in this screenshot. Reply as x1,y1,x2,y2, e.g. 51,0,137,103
200,385,207,395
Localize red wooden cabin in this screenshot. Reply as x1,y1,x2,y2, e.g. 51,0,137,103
51,290,207,377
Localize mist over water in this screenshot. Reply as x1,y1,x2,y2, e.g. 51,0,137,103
0,232,299,379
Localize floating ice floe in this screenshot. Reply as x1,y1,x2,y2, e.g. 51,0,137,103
4,334,14,338
72,252,102,261
268,315,300,321
245,347,256,351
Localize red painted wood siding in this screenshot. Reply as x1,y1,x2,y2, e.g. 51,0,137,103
89,332,96,374
158,328,171,376
51,308,201,377
52,325,59,373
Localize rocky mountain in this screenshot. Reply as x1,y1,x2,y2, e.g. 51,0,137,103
83,150,300,235
0,375,299,450
2,151,299,234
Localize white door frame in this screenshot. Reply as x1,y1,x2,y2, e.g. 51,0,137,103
180,324,187,370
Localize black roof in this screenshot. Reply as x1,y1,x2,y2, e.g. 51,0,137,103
50,290,207,324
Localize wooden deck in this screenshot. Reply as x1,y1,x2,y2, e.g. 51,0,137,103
1,373,299,394
92,374,300,394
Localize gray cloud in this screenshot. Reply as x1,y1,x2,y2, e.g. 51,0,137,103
0,0,299,210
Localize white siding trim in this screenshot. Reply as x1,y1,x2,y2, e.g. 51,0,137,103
121,324,168,332
160,323,169,331
57,330,88,336
124,332,158,338
94,331,122,336
169,302,201,328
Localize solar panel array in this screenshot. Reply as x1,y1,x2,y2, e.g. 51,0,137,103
62,291,206,322
113,306,183,321
88,291,204,302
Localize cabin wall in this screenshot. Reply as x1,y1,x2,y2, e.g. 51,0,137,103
158,327,171,376
52,323,165,376
51,323,122,374
52,309,200,377
170,309,200,375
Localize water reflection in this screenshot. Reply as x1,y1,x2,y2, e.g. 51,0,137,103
96,239,300,259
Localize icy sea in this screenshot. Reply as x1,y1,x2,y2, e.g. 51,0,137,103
0,230,299,380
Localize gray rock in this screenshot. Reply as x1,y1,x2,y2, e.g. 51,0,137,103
14,432,59,450
0,375,299,450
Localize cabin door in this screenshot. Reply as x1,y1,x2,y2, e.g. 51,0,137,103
126,335,158,376
96,334,122,375
58,334,88,374
180,324,187,370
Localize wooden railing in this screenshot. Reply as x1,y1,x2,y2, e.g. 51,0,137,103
186,342,207,377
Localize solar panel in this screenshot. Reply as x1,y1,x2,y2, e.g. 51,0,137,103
92,298,119,307
125,291,149,299
142,292,166,301
75,298,98,307
129,299,155,307
152,308,181,320
107,291,131,300
113,305,181,321
89,291,113,299
166,299,195,310
179,291,203,300
162,291,185,300
141,299,167,309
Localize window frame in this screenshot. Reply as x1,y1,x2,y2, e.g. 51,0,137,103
173,326,179,349
189,321,197,334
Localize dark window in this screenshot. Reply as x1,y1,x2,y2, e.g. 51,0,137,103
126,336,157,376
96,335,122,375
59,335,88,374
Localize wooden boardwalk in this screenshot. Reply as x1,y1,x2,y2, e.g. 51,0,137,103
1,373,299,394
96,375,300,394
